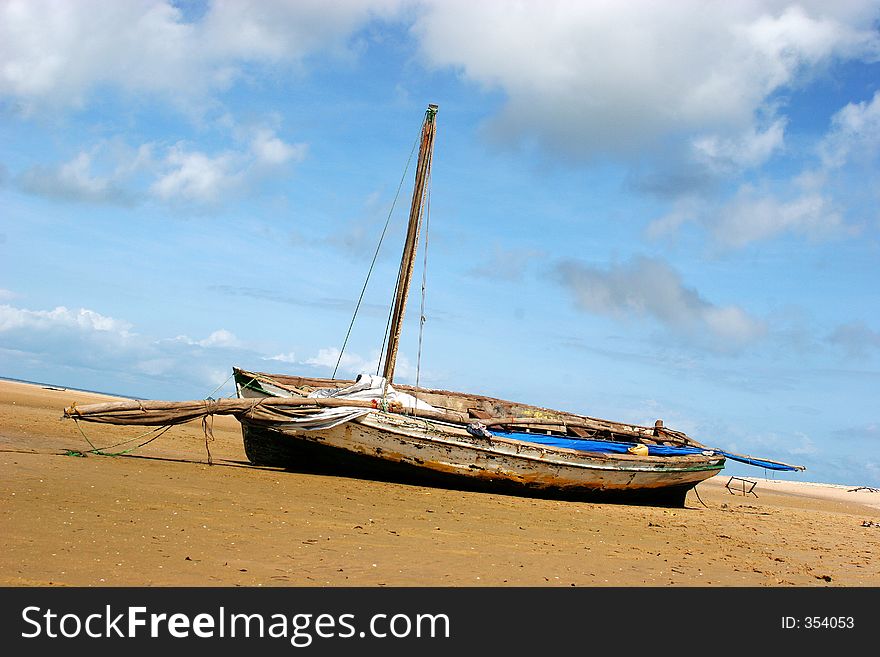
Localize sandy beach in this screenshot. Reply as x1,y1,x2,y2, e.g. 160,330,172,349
2,379,878,587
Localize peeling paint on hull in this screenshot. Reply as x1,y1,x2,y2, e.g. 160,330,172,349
241,411,724,506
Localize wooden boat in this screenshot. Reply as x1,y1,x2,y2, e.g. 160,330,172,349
231,367,730,506
64,103,802,506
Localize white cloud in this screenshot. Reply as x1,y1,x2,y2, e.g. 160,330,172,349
648,180,853,248
199,0,402,63
820,89,880,168
553,256,766,347
712,186,847,248
17,127,305,206
263,352,297,363
250,128,309,167
692,118,787,171
170,329,242,348
8,0,875,165
647,84,878,248
663,88,876,249
197,329,240,348
6,0,875,185
702,306,767,345
151,145,240,203
16,150,140,205
414,1,880,160
644,196,702,239
0,1,200,109
0,304,133,336
304,347,374,376
0,0,404,111
301,346,420,381
149,128,306,204
0,300,264,397
0,303,141,388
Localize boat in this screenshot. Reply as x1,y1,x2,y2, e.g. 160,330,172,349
63,103,803,506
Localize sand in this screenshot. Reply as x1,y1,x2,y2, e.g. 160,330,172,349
2,379,878,587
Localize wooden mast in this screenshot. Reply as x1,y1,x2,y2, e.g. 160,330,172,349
382,103,438,383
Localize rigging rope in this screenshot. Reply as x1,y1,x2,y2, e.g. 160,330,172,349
377,114,436,382
333,130,420,380
203,370,235,400
415,166,432,396
377,266,402,377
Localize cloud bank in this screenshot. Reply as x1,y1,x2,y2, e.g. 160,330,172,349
0,0,404,111
0,302,252,397
16,128,305,206
414,1,880,162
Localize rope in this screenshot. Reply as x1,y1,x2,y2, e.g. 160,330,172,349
72,416,101,452
72,418,174,456
202,400,215,465
377,115,436,380
377,272,400,376
239,372,310,396
693,485,709,508
415,161,432,397
204,370,235,400
71,397,222,462
103,426,172,456
333,129,420,380
245,397,267,419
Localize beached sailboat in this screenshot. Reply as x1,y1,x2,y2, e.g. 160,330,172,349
64,104,803,506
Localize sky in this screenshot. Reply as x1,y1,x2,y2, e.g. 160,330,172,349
1,0,878,487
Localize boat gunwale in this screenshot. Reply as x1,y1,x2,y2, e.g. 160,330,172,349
247,408,726,474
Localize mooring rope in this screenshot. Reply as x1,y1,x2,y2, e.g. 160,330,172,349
72,418,175,456
693,485,709,508
202,400,215,465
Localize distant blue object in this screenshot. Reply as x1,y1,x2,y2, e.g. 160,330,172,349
491,431,800,472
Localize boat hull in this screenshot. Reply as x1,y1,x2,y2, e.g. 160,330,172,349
239,411,723,507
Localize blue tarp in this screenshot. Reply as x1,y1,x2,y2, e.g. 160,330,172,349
491,430,799,471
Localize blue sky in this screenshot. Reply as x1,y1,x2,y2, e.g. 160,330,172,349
1,0,878,486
